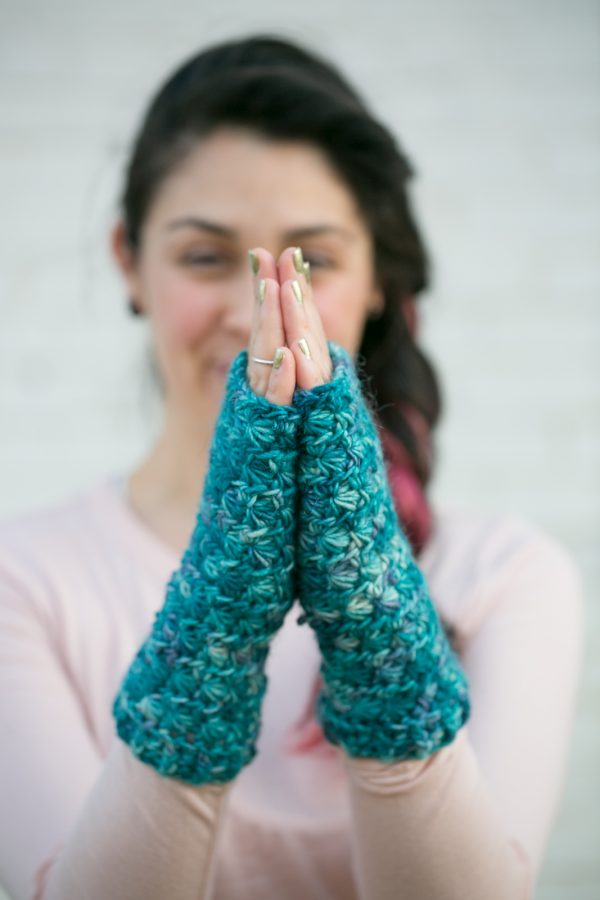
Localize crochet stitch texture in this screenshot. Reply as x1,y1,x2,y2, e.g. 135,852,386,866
293,340,471,761
112,349,301,784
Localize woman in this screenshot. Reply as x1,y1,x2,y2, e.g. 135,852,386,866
0,34,585,900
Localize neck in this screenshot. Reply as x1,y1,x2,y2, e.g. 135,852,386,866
126,394,220,554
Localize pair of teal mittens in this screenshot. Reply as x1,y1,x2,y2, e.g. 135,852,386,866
112,341,470,785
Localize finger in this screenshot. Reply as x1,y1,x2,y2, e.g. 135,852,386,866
277,246,327,346
279,280,326,391
264,345,296,407
248,246,278,283
247,246,284,396
247,277,285,397
277,246,331,381
248,246,280,370
276,245,310,293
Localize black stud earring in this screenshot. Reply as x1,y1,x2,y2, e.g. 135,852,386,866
128,298,142,316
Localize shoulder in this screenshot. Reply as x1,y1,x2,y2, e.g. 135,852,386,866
0,476,118,613
421,505,585,642
0,476,112,560
423,504,581,583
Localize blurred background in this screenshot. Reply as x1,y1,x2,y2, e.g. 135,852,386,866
0,0,598,897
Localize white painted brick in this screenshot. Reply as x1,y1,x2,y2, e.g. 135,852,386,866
0,2,598,897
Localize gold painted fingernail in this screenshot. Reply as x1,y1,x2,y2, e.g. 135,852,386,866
292,247,305,274
257,278,266,305
273,347,284,369
297,337,311,359
291,279,303,305
303,261,311,284
248,249,260,275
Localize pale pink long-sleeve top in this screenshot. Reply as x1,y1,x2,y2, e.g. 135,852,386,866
0,472,585,900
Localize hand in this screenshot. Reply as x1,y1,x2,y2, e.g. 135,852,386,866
293,342,471,762
113,339,303,784
246,246,333,404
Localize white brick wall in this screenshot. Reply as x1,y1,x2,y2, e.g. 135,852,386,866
0,1,598,897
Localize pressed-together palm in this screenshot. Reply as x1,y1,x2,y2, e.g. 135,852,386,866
293,340,471,761
113,349,301,785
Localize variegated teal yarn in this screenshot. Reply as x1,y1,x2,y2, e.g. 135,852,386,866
112,349,301,785
293,340,471,761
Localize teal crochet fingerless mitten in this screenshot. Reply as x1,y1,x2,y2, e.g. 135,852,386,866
293,340,470,762
112,351,301,784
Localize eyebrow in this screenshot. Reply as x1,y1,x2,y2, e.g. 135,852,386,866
164,216,355,242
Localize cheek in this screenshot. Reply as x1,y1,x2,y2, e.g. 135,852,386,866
314,278,370,352
147,268,220,348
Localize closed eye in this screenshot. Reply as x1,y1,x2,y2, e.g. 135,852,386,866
183,253,226,266
303,254,331,268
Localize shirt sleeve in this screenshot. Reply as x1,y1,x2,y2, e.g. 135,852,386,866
0,560,231,900
342,527,585,900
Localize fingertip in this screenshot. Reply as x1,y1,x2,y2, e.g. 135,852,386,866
249,247,278,281
292,339,322,391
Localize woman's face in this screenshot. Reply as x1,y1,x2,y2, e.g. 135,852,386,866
112,126,383,411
